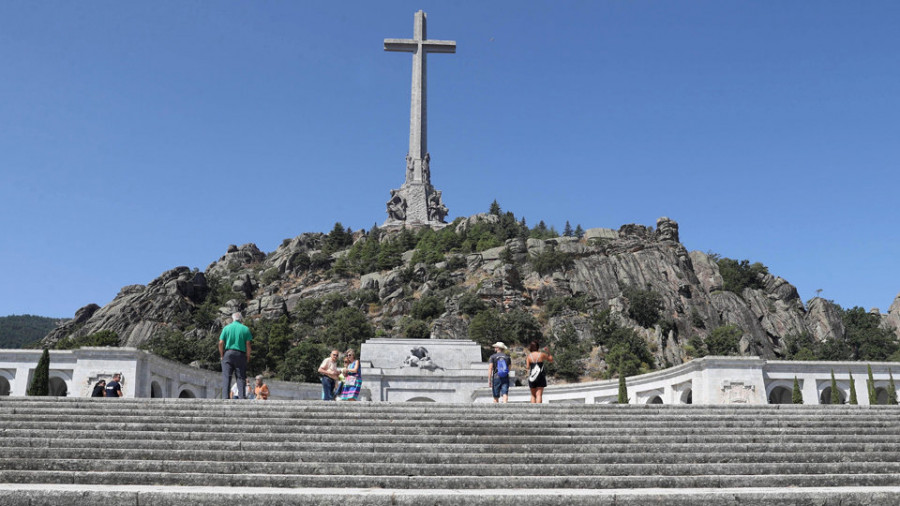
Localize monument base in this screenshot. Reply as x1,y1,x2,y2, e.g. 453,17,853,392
360,338,491,402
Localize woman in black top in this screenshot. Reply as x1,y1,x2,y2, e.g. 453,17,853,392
526,341,553,403
91,380,106,397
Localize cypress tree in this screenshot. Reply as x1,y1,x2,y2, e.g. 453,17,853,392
830,370,841,405
617,360,629,404
888,369,898,406
848,370,858,405
792,376,803,404
867,364,878,404
27,349,50,396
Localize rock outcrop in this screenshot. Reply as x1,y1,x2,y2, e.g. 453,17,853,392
40,216,900,377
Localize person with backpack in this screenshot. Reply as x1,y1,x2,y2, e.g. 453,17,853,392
526,341,553,403
489,342,511,403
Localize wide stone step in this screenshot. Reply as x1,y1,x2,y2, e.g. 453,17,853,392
5,428,900,447
4,457,900,478
5,413,898,432
6,429,900,448
5,446,900,464
4,469,900,489
4,437,896,457
2,484,900,506
7,421,898,439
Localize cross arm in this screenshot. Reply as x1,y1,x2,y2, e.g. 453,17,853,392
423,40,456,54
384,39,417,52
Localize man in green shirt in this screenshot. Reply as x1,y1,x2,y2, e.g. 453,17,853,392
219,312,253,399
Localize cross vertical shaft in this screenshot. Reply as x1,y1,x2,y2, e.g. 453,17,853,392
385,10,455,185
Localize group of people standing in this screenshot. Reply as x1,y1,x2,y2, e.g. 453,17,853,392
489,340,554,403
90,373,123,398
318,348,361,401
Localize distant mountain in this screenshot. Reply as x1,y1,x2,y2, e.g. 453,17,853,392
0,315,67,348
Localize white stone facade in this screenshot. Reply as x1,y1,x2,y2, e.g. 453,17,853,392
0,348,320,400
472,356,900,405
2,345,897,405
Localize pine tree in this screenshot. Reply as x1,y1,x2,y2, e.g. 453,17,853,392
830,370,841,405
563,221,573,237
617,360,629,404
489,200,501,216
867,364,878,404
792,376,803,404
848,370,858,405
574,224,585,239
888,369,898,405
27,349,50,396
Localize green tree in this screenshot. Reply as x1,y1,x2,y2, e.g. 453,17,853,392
277,340,327,383
706,325,742,356
574,224,585,239
792,377,803,404
591,309,654,378
830,370,841,405
403,319,431,339
502,309,543,346
848,370,858,405
617,361,629,404
716,257,769,294
248,316,296,375
888,370,898,405
468,309,505,352
783,332,819,360
622,285,663,328
563,221,574,237
457,292,486,316
529,249,574,276
27,349,50,396
842,307,899,361
411,295,446,322
55,330,120,350
489,200,501,216
323,222,354,253
867,364,878,405
550,324,586,381
145,329,219,370
322,307,374,352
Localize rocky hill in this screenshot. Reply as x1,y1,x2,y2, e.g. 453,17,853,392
40,214,900,381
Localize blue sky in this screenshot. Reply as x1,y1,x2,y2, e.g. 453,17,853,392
1,2,898,318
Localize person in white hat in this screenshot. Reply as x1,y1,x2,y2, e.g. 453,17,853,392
488,342,511,403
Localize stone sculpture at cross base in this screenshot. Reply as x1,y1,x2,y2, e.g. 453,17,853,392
383,10,454,228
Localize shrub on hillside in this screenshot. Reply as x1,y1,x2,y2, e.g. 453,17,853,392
591,309,654,378
716,257,768,294
411,295,445,322
55,330,120,350
622,286,663,328
706,325,742,356
529,249,574,276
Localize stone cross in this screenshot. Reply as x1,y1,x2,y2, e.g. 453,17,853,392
383,11,453,226
384,10,455,185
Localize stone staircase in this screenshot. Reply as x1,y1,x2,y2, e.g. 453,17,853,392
1,397,900,505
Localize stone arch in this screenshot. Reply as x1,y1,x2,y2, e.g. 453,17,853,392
0,376,9,396
151,381,163,398
819,387,846,405
680,389,692,405
768,386,793,404
647,395,663,404
406,396,436,402
48,377,68,397
178,388,197,398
